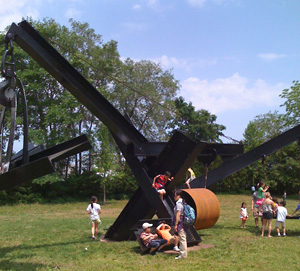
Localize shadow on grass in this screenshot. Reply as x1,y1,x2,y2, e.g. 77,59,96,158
0,240,88,270
237,223,300,237
131,246,143,255
0,259,49,271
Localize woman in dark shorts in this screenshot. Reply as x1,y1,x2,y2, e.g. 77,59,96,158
261,192,274,237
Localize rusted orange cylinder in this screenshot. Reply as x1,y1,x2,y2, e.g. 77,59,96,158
181,188,220,230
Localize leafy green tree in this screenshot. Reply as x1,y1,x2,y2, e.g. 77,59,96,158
1,17,232,200
2,18,122,176
280,80,300,127
167,96,225,142
110,58,179,141
241,111,299,194
243,111,286,152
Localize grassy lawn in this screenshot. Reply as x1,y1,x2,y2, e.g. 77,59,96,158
0,194,299,270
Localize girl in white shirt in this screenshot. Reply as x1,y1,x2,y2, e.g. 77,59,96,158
239,202,248,228
86,196,102,240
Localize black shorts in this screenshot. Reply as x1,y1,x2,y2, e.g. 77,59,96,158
263,212,273,219
149,239,167,248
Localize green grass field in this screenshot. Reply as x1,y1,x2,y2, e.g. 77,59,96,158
0,194,299,271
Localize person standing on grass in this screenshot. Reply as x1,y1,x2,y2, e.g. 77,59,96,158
275,201,288,237
272,197,279,216
261,192,274,237
239,202,248,228
251,184,261,228
86,196,102,240
282,191,287,206
173,190,187,260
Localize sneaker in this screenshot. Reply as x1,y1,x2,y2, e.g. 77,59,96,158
173,246,180,252
175,256,186,260
283,233,286,237
150,251,156,256
277,234,281,237
91,237,95,240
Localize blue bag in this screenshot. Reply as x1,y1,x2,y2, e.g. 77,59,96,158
183,203,195,225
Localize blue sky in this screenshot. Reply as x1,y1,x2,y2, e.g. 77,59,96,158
1,0,299,143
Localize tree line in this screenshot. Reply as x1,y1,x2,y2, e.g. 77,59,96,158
0,18,299,204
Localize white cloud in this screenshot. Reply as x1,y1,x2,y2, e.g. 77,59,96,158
186,0,241,8
121,22,148,32
0,0,83,32
65,7,81,19
186,0,207,8
146,0,159,9
152,55,190,70
258,53,287,61
181,73,285,114
0,0,41,31
151,55,217,71
133,4,142,10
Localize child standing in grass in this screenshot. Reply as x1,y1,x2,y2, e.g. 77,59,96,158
275,201,288,237
86,196,102,240
239,202,248,228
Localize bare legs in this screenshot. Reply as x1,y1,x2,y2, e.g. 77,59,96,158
91,221,99,239
158,190,166,201
261,219,272,237
240,219,246,228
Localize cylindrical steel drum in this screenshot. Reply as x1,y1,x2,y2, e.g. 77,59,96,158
181,188,220,230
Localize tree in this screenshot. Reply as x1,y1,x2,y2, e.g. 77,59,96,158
243,111,286,152
242,111,299,194
2,17,222,199
110,58,179,141
167,96,225,142
3,17,123,176
280,80,300,127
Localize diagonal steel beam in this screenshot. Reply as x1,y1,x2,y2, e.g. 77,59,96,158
105,131,207,240
0,135,92,191
6,21,148,149
187,124,300,189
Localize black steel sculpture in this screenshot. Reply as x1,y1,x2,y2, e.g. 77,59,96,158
3,20,300,244
0,28,92,191
184,124,300,189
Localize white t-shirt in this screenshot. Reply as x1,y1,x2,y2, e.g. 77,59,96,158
239,207,248,219
276,206,287,222
175,198,184,213
87,203,101,220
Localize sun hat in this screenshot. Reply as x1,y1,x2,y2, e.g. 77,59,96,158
142,222,153,229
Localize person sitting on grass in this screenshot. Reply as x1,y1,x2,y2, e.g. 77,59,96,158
140,222,167,255
156,220,180,252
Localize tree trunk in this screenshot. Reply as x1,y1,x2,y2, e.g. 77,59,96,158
65,157,70,179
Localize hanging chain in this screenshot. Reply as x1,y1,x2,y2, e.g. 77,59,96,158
1,33,15,79
0,34,17,172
